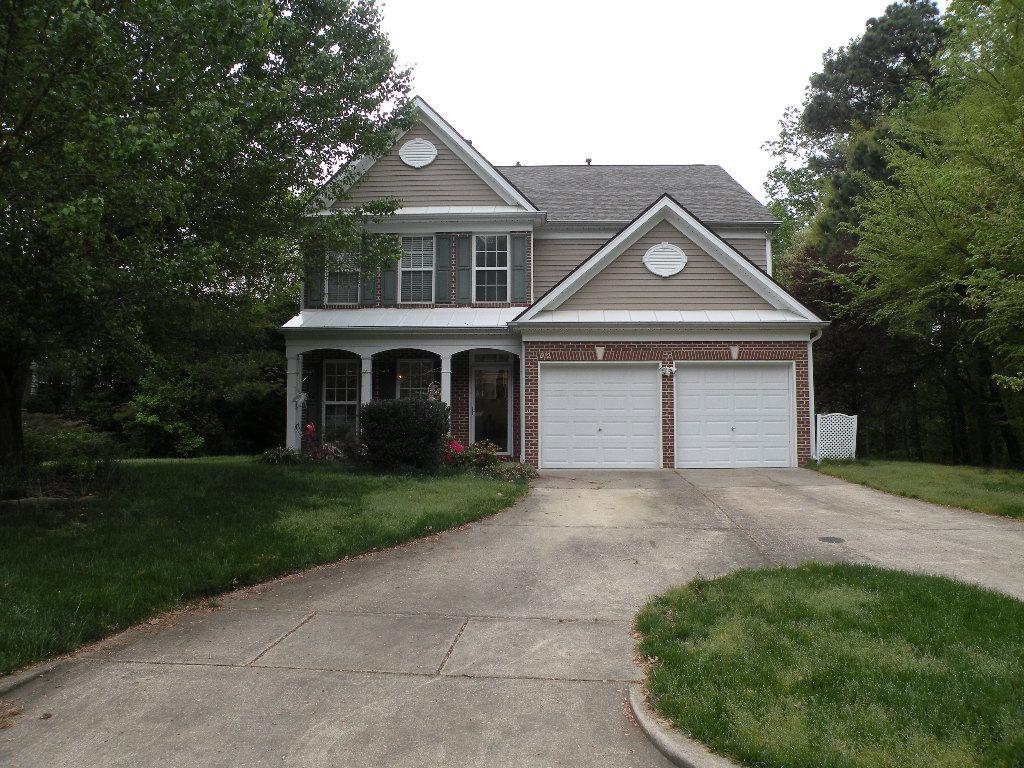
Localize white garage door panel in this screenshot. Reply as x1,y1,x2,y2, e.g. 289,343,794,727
540,364,660,469
675,364,794,468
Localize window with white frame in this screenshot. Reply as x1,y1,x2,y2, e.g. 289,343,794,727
323,360,360,441
396,359,436,400
400,236,434,302
474,235,509,302
326,254,360,304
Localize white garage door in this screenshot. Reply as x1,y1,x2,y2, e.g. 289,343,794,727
675,363,794,468
539,363,660,469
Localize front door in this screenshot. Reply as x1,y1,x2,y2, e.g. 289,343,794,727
471,366,511,454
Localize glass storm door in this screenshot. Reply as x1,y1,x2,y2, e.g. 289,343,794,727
472,367,511,453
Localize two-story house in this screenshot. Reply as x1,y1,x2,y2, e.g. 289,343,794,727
282,97,826,469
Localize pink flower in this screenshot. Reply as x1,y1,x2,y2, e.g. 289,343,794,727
446,439,465,454
304,423,316,440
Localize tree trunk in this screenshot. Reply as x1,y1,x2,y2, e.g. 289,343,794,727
0,353,31,466
908,385,924,462
945,387,969,464
990,380,1023,468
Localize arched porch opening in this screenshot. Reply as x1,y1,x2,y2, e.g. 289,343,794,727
284,340,522,457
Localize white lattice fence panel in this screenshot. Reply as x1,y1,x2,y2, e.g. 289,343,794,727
816,413,858,460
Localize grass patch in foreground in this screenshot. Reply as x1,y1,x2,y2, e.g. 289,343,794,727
816,459,1024,519
0,456,526,676
635,564,1024,768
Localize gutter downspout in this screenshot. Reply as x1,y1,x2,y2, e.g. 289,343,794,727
808,329,823,462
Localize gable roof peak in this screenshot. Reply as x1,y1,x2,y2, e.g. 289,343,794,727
516,192,823,324
317,95,539,213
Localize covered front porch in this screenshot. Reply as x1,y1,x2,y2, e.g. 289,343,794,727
284,337,522,459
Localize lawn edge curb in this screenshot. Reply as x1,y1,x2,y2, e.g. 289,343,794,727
0,659,62,698
628,683,742,768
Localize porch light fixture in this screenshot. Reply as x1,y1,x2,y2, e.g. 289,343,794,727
594,346,605,360
660,363,676,377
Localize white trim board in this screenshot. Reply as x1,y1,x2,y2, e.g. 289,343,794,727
517,194,822,324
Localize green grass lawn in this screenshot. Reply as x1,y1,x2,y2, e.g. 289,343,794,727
815,460,1024,519
0,456,527,676
635,564,1024,768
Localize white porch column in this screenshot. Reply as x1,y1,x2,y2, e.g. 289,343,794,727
440,354,453,408
285,352,302,450
360,356,373,404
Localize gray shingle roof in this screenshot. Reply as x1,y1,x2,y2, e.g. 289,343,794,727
496,164,777,225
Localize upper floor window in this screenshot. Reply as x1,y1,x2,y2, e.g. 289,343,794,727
400,236,434,303
474,235,508,302
396,359,436,399
326,254,360,304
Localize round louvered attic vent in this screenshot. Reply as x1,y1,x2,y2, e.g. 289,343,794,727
399,138,438,168
643,242,687,277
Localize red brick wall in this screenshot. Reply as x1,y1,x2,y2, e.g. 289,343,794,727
523,341,811,469
451,351,471,444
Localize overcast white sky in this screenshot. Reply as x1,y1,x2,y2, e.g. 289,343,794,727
380,0,905,202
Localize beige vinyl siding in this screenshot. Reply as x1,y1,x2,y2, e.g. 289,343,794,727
532,238,608,297
561,221,773,310
720,236,768,270
336,123,507,208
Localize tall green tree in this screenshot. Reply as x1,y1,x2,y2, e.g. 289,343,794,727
0,0,409,464
764,0,946,248
764,2,957,462
851,0,1024,465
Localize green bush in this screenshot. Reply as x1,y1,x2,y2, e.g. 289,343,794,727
258,446,302,465
359,399,450,470
464,439,501,469
2,413,121,499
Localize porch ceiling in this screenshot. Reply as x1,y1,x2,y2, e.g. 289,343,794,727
283,307,521,331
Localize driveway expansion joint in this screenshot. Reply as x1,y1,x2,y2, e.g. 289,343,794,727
245,611,316,666
435,618,470,675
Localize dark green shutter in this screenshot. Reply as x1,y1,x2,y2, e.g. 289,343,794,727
510,234,527,302
359,273,376,305
303,265,324,308
381,265,397,304
455,234,472,303
434,235,452,303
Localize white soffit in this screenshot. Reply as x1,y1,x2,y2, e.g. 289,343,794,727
520,309,815,325
282,307,521,330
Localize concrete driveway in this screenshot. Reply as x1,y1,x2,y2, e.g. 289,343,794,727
3,468,1023,767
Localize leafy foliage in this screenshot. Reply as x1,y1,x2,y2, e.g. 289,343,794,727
2,413,121,499
766,0,1024,466
0,0,410,464
358,399,451,470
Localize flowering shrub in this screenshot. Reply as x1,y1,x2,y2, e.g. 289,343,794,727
465,439,500,469
442,438,466,466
